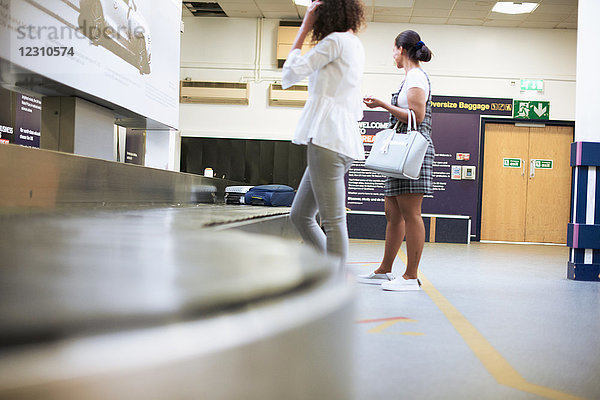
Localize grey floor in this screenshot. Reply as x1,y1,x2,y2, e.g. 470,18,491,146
346,240,600,400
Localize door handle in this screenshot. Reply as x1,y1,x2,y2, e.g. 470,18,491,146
530,159,536,178
522,159,526,176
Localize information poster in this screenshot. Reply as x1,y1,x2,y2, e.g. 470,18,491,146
125,129,145,165
0,87,12,144
13,93,41,147
0,0,181,129
347,96,513,237
346,110,389,212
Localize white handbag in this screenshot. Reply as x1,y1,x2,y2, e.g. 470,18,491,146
364,109,428,180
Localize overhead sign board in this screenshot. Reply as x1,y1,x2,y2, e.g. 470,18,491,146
432,96,513,115
1,0,182,129
520,79,544,91
513,100,550,120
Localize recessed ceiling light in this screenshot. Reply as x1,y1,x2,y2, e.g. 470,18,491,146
492,2,539,14
294,0,311,6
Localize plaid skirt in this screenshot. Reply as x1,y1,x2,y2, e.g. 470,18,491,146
384,141,434,196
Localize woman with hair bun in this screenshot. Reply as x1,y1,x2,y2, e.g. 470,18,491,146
360,30,434,291
282,0,365,269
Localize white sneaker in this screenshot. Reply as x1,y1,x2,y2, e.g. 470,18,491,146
381,277,422,291
356,272,394,285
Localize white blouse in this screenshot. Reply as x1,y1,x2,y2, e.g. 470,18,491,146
395,68,430,108
282,31,365,160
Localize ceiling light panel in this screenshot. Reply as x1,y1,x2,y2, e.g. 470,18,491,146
492,2,539,15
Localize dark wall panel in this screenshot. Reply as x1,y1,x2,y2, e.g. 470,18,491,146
215,139,231,180
244,140,261,184
273,141,290,185
229,140,246,182
259,141,274,184
288,143,306,188
435,218,470,244
181,137,306,188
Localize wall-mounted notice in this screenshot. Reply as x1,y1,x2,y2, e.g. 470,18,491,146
514,100,550,120
0,87,12,144
125,129,145,165
432,96,513,115
348,96,512,241
14,93,41,148
520,79,544,91
451,165,462,180
424,96,513,238
503,158,522,168
345,111,389,212
534,159,553,169
0,0,181,129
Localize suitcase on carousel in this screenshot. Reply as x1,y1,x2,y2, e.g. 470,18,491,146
225,186,253,204
244,184,295,207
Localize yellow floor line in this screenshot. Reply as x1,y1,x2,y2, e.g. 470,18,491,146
395,249,585,400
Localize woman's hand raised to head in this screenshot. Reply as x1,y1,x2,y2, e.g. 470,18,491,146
292,0,322,51
301,1,323,32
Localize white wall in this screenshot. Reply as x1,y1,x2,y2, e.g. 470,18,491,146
73,98,116,161
180,17,576,140
145,130,181,171
145,130,171,170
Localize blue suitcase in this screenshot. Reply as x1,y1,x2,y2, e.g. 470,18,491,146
244,184,295,206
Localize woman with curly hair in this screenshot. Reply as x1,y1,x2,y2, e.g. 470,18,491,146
359,30,434,291
282,0,365,269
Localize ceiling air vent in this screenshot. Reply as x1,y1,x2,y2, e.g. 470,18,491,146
183,2,226,17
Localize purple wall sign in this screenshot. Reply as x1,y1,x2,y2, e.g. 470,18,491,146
347,96,512,239
14,94,42,148
432,96,513,115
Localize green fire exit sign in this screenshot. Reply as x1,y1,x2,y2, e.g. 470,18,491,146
503,158,521,168
513,100,550,120
534,159,553,169
520,79,544,91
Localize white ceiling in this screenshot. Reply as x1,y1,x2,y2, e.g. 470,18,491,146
182,0,578,29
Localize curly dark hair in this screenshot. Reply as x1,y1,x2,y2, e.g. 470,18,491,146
311,0,365,43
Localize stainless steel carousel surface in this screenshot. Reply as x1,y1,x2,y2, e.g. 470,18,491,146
0,206,353,400
0,145,352,400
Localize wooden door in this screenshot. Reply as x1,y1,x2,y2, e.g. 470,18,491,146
525,126,573,243
481,123,573,244
481,124,529,241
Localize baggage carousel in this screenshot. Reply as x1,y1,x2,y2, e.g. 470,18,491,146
0,145,354,400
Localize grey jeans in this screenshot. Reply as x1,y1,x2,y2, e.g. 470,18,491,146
290,142,354,267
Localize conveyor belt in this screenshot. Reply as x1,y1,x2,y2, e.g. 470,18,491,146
0,205,329,347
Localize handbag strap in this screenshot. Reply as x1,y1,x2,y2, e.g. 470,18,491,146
406,109,417,131
381,110,416,153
